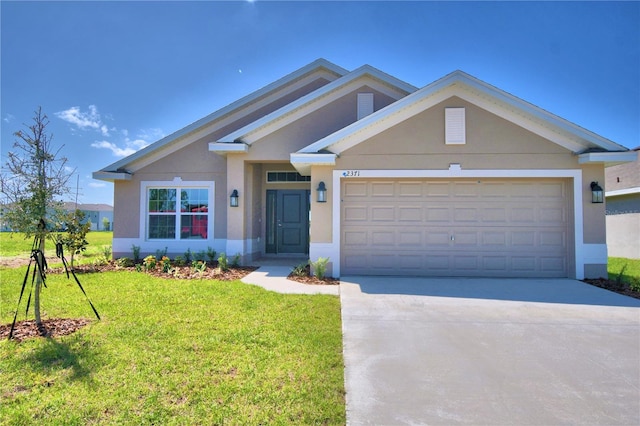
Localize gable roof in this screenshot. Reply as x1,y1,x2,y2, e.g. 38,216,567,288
299,70,629,155
93,58,348,181
210,64,417,151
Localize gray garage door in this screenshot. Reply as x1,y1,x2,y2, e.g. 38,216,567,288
341,179,570,277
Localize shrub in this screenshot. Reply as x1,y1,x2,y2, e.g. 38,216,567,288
102,245,112,260
192,260,207,277
291,263,308,277
206,247,217,263
310,257,330,280
161,256,172,273
231,253,241,267
174,255,186,267
218,252,229,271
184,248,192,263
131,245,141,263
116,257,134,268
194,250,206,262
630,278,640,293
143,255,157,271
155,247,168,259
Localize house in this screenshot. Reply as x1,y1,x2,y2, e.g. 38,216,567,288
93,59,637,279
605,147,640,259
63,202,114,231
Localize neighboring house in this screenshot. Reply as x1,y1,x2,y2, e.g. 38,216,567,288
64,202,114,231
94,59,636,279
605,147,640,259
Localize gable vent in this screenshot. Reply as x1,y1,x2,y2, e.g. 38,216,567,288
357,93,374,120
445,107,466,145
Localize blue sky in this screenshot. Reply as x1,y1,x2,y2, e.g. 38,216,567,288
2,1,638,205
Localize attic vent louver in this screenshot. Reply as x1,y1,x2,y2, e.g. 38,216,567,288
445,107,466,145
357,93,374,120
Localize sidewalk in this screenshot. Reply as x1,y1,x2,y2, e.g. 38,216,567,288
241,260,339,295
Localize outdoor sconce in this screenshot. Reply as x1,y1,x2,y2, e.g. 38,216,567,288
316,181,327,203
230,189,239,207
590,181,604,204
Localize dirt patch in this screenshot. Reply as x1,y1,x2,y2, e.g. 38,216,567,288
0,318,92,342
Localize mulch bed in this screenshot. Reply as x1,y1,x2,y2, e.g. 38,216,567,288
0,318,92,342
582,278,640,300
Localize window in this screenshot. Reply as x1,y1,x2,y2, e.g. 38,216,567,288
266,171,311,182
146,186,210,240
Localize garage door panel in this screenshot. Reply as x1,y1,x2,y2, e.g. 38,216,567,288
341,179,570,277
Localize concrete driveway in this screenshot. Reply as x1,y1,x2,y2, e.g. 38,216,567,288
340,277,640,425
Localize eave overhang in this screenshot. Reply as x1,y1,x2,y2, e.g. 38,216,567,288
606,187,640,197
92,171,133,182
290,152,337,176
578,150,638,166
208,142,249,155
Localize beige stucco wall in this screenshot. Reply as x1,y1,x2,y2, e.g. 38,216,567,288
248,86,398,162
310,166,334,243
340,97,574,170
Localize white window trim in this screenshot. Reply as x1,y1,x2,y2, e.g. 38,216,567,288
323,168,586,279
140,179,215,242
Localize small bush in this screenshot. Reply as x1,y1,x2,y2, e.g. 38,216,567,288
194,250,206,262
218,252,229,271
192,260,207,277
291,263,308,277
102,245,112,260
174,255,186,267
116,257,134,268
206,247,217,263
310,257,330,280
143,255,157,271
161,256,172,273
155,247,168,259
231,253,241,267
131,245,141,263
184,248,192,263
630,278,640,293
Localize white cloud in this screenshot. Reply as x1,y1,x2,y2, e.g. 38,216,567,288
3,113,15,123
91,140,138,157
91,136,152,158
89,181,106,188
137,128,165,142
56,105,110,136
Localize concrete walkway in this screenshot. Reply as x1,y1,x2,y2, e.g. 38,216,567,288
241,258,339,295
340,277,640,425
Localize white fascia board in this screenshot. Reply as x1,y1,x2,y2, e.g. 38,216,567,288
290,153,337,176
578,151,638,165
96,58,347,173
208,142,249,154
218,65,417,145
606,186,640,197
92,171,132,182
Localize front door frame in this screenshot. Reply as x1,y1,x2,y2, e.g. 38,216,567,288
266,189,310,254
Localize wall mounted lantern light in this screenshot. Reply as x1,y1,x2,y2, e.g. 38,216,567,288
316,181,327,203
590,181,604,204
230,189,239,207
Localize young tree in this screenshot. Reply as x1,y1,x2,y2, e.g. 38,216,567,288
1,107,72,329
60,209,91,269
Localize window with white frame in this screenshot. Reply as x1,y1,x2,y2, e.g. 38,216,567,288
145,184,211,240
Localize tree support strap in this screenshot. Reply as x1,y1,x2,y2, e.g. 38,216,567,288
8,234,101,340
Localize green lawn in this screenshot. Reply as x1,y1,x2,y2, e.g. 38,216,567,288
0,231,113,261
0,233,346,424
608,257,640,286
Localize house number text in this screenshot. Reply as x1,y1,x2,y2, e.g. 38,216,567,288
343,170,361,177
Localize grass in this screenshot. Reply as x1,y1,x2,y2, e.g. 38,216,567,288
608,257,640,287
0,231,113,263
0,232,346,424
